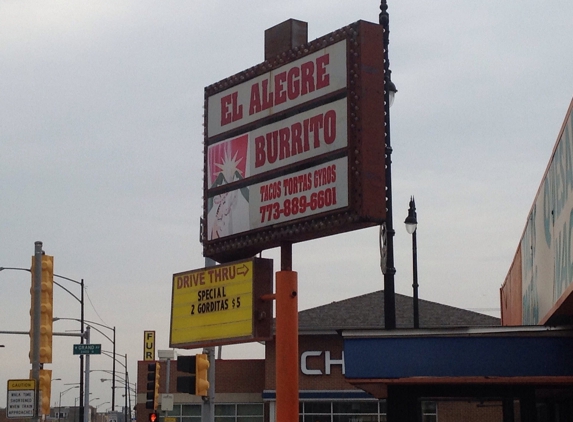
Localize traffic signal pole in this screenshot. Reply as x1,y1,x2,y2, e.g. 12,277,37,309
32,242,42,422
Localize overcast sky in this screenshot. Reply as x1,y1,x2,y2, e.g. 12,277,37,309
1,0,573,410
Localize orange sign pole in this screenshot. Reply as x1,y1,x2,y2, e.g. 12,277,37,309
275,242,298,422
275,270,298,421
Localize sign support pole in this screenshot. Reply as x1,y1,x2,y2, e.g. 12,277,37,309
202,257,216,422
275,243,298,422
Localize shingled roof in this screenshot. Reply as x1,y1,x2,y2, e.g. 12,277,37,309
298,290,500,332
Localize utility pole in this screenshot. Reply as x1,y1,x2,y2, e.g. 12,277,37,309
84,327,91,422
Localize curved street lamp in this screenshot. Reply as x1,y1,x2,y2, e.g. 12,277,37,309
96,402,110,411
58,386,79,422
54,318,117,412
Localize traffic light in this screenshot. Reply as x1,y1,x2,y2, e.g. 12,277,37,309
38,369,52,416
195,353,210,396
146,362,160,410
39,255,54,363
30,255,54,364
148,411,159,422
176,353,210,396
176,355,196,394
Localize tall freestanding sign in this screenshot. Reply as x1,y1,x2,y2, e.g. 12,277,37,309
191,19,388,422
202,20,387,263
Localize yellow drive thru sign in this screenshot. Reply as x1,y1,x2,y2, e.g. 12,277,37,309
169,257,273,348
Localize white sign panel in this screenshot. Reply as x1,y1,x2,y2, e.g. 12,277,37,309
206,158,348,241
250,157,348,230
7,380,35,419
207,99,347,182
207,41,347,137
161,394,174,411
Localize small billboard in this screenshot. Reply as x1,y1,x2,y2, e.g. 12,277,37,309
202,20,387,262
169,258,273,348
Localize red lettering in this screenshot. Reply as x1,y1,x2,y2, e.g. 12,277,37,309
262,79,273,110
255,136,266,168
274,71,287,105
220,92,243,126
316,54,330,89
266,131,279,164
249,83,262,115
221,94,233,126
247,54,332,116
177,276,191,289
313,164,337,187
253,109,337,168
279,127,291,160
303,118,310,152
260,181,282,201
287,67,300,100
301,61,315,95
190,272,205,286
324,110,336,144
309,115,324,148
291,122,303,155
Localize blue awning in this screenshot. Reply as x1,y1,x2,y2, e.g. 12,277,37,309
343,328,573,379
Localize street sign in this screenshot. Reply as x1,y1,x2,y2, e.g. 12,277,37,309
161,394,174,411
6,379,35,419
143,331,155,361
73,344,102,355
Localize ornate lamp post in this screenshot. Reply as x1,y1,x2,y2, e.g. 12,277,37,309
379,0,398,329
404,196,419,328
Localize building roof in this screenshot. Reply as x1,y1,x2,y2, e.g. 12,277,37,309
298,290,500,332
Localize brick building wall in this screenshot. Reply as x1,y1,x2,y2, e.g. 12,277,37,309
136,358,265,422
136,358,264,395
437,401,503,422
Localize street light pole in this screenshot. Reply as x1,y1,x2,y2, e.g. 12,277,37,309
59,386,79,422
54,318,117,414
405,196,419,328
84,326,91,422
111,327,116,412
380,0,398,330
51,274,85,422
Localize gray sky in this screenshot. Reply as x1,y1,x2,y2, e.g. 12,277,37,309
1,0,572,410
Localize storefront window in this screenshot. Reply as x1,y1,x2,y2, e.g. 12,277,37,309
165,404,201,422
215,403,263,422
421,401,437,422
300,400,386,422
333,402,379,414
